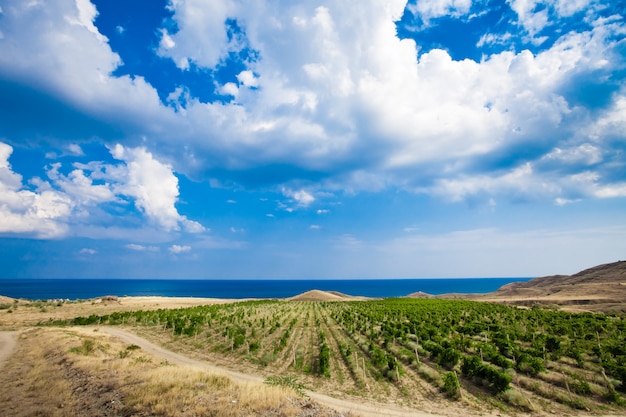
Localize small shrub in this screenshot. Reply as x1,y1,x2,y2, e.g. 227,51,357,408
248,340,261,353
502,388,530,409
570,375,591,395
69,339,95,355
442,371,460,398
265,375,307,397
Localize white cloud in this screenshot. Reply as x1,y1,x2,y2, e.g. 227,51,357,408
159,28,176,50
237,70,259,87
408,0,472,23
0,143,73,238
0,141,205,238
67,144,84,156
157,0,236,70
71,0,107,43
46,163,116,206
541,144,603,166
282,188,315,207
219,82,239,98
109,144,205,233
0,0,623,208
126,243,159,252
80,247,97,255
554,0,591,17
168,244,191,254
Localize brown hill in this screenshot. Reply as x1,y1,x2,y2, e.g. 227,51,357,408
288,290,369,302
405,291,434,299
475,260,626,312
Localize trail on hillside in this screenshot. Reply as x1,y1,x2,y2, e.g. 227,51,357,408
100,327,448,417
0,332,18,370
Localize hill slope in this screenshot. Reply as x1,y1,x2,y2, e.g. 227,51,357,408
474,260,626,311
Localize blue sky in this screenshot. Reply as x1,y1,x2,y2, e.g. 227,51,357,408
0,0,625,279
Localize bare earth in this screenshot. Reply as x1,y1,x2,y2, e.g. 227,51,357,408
0,331,17,370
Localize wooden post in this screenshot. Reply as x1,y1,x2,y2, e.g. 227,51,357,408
563,372,573,404
362,357,367,387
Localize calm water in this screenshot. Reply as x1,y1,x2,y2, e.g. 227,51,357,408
0,278,531,300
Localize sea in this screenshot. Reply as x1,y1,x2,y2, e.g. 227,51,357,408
0,277,531,301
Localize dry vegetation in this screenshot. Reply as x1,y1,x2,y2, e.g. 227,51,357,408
0,327,346,417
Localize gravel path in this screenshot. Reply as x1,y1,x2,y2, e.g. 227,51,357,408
0,332,18,371
101,327,445,417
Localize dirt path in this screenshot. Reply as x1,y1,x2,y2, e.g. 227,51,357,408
100,327,447,417
0,332,18,370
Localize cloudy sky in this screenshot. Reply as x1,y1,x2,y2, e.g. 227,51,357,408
0,0,625,279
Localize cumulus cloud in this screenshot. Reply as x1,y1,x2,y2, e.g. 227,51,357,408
109,144,205,233
0,143,73,238
80,247,97,255
282,188,315,207
0,0,624,209
0,141,205,238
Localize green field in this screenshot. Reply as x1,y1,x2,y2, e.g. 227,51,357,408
60,298,626,413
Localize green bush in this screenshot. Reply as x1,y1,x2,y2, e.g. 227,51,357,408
442,371,461,398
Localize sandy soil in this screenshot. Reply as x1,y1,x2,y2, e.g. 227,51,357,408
0,331,17,370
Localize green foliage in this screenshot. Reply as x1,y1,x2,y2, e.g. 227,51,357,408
461,355,511,393
516,353,545,376
248,340,261,353
69,339,95,355
318,341,331,377
442,371,461,398
439,347,461,369
265,375,307,397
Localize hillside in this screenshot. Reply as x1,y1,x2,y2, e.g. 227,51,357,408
472,260,626,311
288,289,370,301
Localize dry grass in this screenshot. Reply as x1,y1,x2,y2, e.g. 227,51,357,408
128,366,299,416
0,296,236,329
0,327,337,417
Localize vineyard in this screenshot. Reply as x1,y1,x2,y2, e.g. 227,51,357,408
62,298,626,414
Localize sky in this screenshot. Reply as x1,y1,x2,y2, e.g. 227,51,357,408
0,0,625,279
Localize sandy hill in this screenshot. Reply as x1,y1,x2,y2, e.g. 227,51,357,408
288,290,369,302
0,296,16,305
474,261,626,312
405,291,434,299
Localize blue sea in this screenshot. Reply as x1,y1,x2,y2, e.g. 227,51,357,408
0,278,531,301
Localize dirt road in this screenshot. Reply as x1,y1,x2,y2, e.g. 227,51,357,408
100,327,446,417
0,332,18,370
